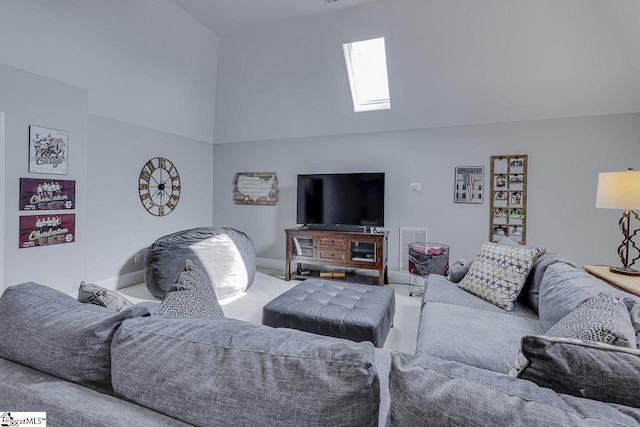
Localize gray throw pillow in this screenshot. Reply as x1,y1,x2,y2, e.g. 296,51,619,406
509,293,639,406
155,259,225,320
512,335,640,408
78,281,134,312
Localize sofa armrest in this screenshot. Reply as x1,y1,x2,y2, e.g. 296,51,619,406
389,352,640,426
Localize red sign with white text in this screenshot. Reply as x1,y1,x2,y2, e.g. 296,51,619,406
19,214,75,248
20,178,75,210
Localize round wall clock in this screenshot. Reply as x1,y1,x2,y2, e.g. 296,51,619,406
138,157,181,216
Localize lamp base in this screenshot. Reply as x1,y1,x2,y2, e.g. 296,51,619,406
609,266,640,276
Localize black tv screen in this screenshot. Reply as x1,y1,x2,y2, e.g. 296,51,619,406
296,173,385,227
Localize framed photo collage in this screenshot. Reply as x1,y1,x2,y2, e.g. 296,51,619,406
489,154,528,244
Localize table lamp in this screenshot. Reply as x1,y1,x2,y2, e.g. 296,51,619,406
596,168,640,275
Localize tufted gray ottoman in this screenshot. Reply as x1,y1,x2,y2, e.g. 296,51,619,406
262,279,395,348
145,227,256,300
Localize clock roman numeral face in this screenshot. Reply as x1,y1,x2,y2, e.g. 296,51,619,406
138,157,181,216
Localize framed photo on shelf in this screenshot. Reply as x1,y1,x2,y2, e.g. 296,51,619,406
29,125,68,175
454,166,484,204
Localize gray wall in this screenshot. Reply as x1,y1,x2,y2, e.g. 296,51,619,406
212,113,640,271
212,0,640,275
214,0,640,143
86,116,214,288
0,2,218,293
0,0,218,142
0,63,88,293
2,1,640,292
0,64,216,294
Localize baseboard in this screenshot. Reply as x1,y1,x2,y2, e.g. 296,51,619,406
257,257,411,285
256,257,286,270
94,260,409,290
389,270,411,285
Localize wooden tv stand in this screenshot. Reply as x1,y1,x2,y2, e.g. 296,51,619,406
285,227,389,285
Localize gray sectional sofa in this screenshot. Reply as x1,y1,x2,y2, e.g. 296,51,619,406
1,243,640,426
0,282,384,427
393,250,640,426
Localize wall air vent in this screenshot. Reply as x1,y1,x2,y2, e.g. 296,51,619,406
399,227,428,272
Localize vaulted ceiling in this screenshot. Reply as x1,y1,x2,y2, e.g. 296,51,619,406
170,0,640,143
172,0,379,36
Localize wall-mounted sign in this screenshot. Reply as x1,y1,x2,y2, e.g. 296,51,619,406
19,213,75,248
20,178,75,210
233,172,278,205
29,125,68,175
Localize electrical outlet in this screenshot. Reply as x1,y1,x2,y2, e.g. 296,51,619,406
134,253,141,263
410,183,422,191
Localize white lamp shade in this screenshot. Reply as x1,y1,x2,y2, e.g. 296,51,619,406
596,170,640,210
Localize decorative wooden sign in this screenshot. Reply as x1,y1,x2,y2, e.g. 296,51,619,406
233,172,278,205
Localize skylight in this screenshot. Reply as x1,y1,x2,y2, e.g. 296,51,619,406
343,37,391,112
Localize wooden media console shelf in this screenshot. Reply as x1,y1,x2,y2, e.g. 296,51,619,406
285,228,389,285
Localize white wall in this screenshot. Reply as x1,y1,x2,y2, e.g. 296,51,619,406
212,113,640,272
0,2,218,292
214,0,640,143
0,0,219,143
86,116,214,288
212,0,640,275
0,63,88,294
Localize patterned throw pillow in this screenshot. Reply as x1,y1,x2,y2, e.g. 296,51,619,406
546,292,637,346
458,242,543,311
155,259,225,320
78,281,134,312
509,292,636,377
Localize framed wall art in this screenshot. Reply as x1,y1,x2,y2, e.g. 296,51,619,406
454,166,484,204
233,172,278,205
20,178,75,211
489,154,528,243
19,213,75,248
29,125,68,175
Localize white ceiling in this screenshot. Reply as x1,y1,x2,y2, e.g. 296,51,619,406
172,0,380,36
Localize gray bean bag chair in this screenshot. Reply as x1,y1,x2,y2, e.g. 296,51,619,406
145,227,256,300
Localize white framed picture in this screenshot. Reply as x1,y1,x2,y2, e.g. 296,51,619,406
454,166,484,204
29,125,68,175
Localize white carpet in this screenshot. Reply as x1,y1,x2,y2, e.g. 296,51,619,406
119,268,421,354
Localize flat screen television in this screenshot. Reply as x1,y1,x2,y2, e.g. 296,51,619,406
296,173,385,228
